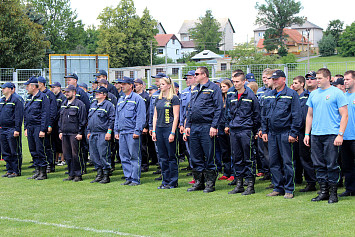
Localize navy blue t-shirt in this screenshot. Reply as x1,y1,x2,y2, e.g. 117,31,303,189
155,95,180,128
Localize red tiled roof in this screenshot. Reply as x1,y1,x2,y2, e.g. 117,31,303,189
154,34,179,47
257,29,312,49
181,41,195,48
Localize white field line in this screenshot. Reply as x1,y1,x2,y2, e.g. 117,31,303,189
0,216,147,237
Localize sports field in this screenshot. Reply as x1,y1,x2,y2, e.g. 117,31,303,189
0,138,354,236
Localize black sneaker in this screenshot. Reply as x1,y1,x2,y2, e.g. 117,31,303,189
73,176,83,182
121,180,131,185
63,176,74,181
155,175,162,181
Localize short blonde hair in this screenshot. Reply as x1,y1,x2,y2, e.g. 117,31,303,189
247,82,258,94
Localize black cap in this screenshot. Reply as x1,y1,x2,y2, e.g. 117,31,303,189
270,70,286,79
305,71,316,79
332,77,344,86
50,82,62,87
95,86,108,94
64,73,78,80
24,76,38,85
147,85,158,90
64,85,77,92
94,70,107,77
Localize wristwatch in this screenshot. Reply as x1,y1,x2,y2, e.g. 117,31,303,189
338,132,344,136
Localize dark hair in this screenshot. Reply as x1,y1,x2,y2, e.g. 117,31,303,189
232,69,244,74
293,76,305,86
344,70,355,79
232,72,245,80
317,68,331,80
197,66,209,78
335,74,344,78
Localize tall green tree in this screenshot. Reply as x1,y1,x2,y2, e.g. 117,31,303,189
96,0,158,67
338,22,355,57
324,19,344,47
318,34,337,57
189,10,222,53
0,0,49,68
83,25,99,54
28,0,86,54
255,0,304,55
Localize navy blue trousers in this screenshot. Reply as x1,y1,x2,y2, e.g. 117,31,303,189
89,133,111,170
217,133,232,177
62,135,84,177
230,129,255,179
341,140,355,192
156,127,178,187
311,135,340,185
0,128,21,175
268,132,295,194
44,132,56,167
27,126,47,167
298,132,316,184
189,124,216,172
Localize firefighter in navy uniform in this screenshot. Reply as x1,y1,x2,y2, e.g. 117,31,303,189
0,82,24,178
87,86,115,183
24,77,50,180
185,67,223,193
37,76,57,173
59,85,87,182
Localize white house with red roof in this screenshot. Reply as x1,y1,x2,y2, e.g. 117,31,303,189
154,34,182,62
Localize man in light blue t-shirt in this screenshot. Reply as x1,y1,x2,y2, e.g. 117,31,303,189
340,70,355,197
304,68,348,204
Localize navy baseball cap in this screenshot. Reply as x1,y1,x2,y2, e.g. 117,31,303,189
246,73,256,82
94,70,107,77
305,71,316,79
50,82,62,87
152,72,167,78
1,82,14,89
24,76,38,85
134,78,144,84
116,76,134,84
215,78,224,84
95,86,108,94
147,85,158,90
90,79,98,83
37,76,46,84
63,85,77,92
332,77,344,86
78,83,88,89
174,82,179,88
270,70,286,79
184,70,195,77
64,73,78,80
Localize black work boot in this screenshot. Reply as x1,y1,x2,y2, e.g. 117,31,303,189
299,183,317,192
328,184,338,204
228,177,245,194
187,171,205,192
36,166,47,180
91,168,103,183
99,169,110,184
259,173,271,181
241,177,256,195
27,167,40,179
311,182,329,202
203,170,217,193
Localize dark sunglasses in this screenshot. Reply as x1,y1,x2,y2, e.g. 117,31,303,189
195,73,201,76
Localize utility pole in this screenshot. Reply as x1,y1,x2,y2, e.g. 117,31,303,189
150,40,152,87
306,28,310,71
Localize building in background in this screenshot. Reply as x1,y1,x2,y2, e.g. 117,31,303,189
154,34,182,63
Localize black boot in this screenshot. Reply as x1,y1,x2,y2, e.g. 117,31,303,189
328,184,338,204
259,173,271,181
27,167,40,179
311,182,329,202
187,171,205,192
228,177,245,194
203,170,217,193
99,169,110,184
91,168,104,183
299,183,317,192
241,177,255,195
36,166,47,180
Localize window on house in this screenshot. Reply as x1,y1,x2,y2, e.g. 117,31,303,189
145,69,150,79
115,71,123,79
176,49,179,55
172,39,175,44
157,49,164,54
221,63,227,71
156,68,164,74
130,71,134,78
172,68,179,75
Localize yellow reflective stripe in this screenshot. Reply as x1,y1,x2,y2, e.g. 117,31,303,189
279,96,292,99
191,90,198,93
227,91,234,95
202,89,214,92
96,108,107,113
127,100,136,104
242,99,252,102
61,105,79,109
264,96,275,99
76,94,81,97
34,99,42,102
299,96,308,99
231,99,238,103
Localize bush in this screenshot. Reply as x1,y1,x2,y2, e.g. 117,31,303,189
338,22,355,57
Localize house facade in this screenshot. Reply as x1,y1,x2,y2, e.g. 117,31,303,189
178,18,235,51
154,34,183,62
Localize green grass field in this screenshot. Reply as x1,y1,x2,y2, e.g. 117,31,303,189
308,55,355,63
0,136,354,236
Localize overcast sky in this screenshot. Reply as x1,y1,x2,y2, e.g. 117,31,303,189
71,0,354,44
